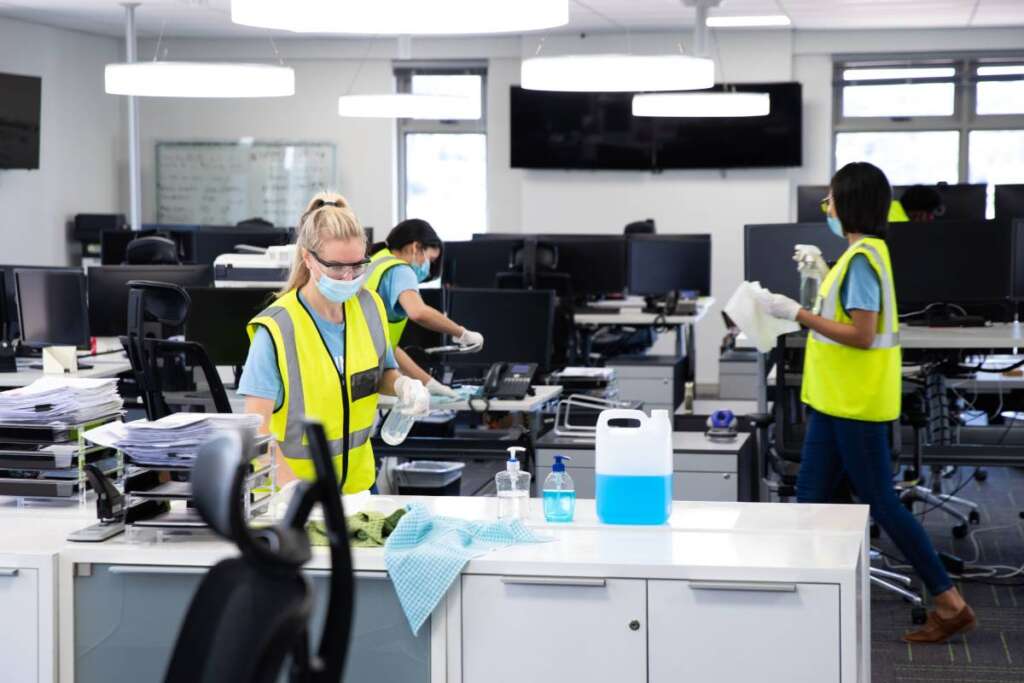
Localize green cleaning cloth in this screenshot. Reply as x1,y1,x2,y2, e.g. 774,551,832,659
308,508,407,548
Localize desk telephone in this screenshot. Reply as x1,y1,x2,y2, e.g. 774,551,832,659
483,362,538,400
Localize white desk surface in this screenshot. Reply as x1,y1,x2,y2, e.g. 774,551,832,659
0,354,132,388
0,492,867,583
573,297,715,326
377,384,562,413
898,323,1024,349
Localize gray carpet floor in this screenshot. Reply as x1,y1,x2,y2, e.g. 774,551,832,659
872,466,1024,682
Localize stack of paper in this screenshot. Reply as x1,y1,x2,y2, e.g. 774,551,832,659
0,377,123,425
111,413,262,467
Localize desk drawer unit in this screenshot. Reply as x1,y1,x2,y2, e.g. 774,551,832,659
0,565,40,683
648,580,840,683
73,564,430,683
461,575,646,683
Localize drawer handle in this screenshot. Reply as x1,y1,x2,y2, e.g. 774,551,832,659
689,581,796,593
501,576,607,588
108,565,208,576
304,569,390,581
0,568,19,577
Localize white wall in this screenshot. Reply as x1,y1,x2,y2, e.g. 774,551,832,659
0,16,122,265
127,26,1024,388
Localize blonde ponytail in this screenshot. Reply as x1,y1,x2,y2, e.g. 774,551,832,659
280,191,367,296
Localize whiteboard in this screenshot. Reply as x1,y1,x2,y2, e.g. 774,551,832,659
156,141,336,226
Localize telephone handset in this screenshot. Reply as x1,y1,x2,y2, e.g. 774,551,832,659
482,362,538,400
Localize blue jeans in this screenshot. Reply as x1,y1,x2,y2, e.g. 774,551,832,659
797,409,954,596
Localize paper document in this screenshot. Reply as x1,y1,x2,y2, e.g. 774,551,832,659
0,377,122,425
724,281,800,353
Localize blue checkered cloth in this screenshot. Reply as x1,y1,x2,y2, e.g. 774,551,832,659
384,502,551,635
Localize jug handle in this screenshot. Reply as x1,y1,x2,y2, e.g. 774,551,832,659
597,409,647,430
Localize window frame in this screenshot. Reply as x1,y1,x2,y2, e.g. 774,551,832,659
394,60,488,225
832,52,1024,182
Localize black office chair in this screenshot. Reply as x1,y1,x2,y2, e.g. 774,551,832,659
123,280,231,420
623,218,656,236
125,235,181,265
165,421,354,683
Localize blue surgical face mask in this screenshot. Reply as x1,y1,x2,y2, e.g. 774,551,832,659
826,215,844,238
412,258,431,283
315,271,366,304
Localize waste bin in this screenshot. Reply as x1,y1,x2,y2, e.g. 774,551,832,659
393,460,465,496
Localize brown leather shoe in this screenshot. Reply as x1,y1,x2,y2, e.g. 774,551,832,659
902,605,977,644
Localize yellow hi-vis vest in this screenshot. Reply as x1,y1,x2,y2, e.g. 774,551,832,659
801,237,902,422
363,248,413,349
247,288,390,492
889,200,909,223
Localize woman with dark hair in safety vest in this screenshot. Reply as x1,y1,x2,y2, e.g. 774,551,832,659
363,219,484,398
239,193,431,490
759,162,975,644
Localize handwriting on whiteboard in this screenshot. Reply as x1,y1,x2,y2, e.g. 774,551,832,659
156,142,337,226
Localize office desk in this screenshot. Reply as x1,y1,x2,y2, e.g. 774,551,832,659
783,323,1024,350
0,355,132,389
377,384,562,414
0,492,872,683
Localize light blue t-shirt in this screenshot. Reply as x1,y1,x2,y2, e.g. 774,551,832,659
238,292,397,409
376,263,420,322
839,254,881,313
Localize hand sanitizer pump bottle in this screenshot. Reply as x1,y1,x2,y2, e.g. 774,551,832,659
543,455,575,523
496,446,531,520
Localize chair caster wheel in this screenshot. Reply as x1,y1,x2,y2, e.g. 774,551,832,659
911,607,928,625
952,524,968,539
973,469,988,482
969,510,981,524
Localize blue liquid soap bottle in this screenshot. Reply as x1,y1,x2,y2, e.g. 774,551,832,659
543,455,575,523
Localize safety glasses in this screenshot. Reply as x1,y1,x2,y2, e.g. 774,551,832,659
309,250,371,279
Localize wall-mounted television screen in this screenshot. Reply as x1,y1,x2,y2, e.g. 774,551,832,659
510,82,801,171
0,72,41,170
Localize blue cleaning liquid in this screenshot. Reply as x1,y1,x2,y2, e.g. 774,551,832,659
543,490,576,523
596,474,672,525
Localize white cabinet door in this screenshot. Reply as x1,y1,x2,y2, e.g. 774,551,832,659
648,580,840,683
461,575,646,683
0,566,39,683
674,471,737,502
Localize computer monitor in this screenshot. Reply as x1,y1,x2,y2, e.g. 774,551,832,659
743,223,848,301
887,220,1012,309
996,185,1024,223
192,228,291,266
796,185,829,222
15,268,90,348
445,288,555,372
540,235,628,298
101,227,199,265
87,265,214,337
184,287,277,366
442,239,522,288
627,235,711,297
0,265,80,341
1012,220,1024,302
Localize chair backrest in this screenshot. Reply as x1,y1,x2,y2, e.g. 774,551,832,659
123,280,231,420
166,423,354,683
126,236,181,265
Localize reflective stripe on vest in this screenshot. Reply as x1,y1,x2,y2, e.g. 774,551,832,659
247,288,388,491
363,248,412,348
802,237,902,422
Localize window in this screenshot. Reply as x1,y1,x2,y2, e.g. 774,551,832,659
396,63,487,242
833,55,1024,217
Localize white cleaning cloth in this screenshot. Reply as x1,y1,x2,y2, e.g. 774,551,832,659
724,281,800,353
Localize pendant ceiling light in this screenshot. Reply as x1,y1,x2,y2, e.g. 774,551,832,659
105,62,295,98
632,91,769,117
629,0,770,118
521,54,715,93
231,0,568,34
338,94,479,119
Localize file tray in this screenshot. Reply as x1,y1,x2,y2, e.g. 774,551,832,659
0,414,122,445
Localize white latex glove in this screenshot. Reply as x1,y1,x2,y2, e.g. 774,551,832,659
455,328,484,351
426,378,460,400
793,244,829,280
393,375,431,416
755,289,802,321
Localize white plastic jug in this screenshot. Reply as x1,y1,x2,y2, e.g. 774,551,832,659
595,408,673,525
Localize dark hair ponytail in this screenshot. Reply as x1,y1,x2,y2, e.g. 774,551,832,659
375,218,444,281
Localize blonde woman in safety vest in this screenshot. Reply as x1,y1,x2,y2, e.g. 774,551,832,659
240,193,430,491
363,218,484,399
759,162,975,644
